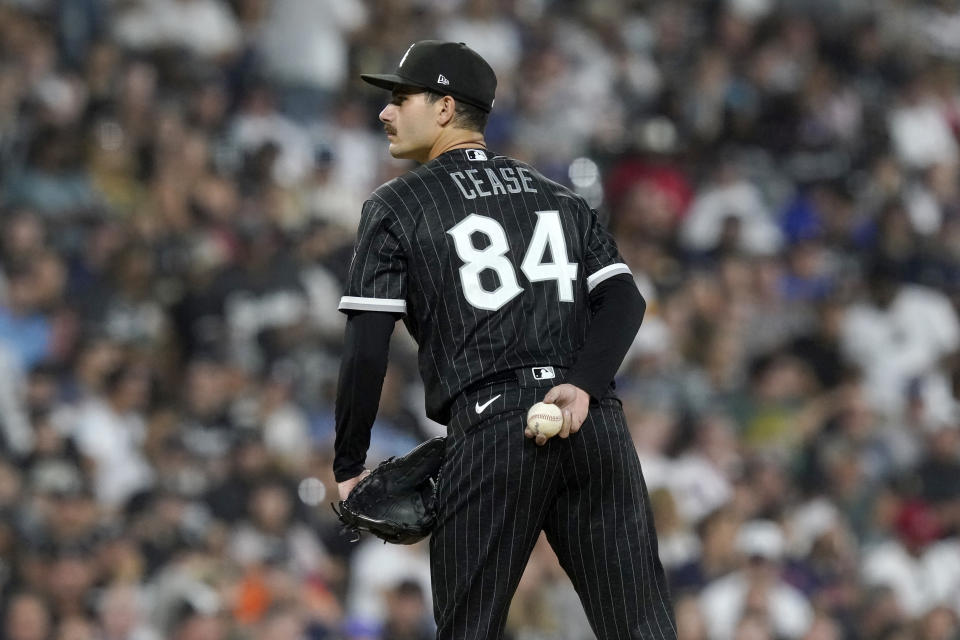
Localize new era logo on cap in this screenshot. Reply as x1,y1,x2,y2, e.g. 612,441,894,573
437,74,450,85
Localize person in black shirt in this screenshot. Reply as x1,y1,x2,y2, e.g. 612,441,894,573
333,40,676,639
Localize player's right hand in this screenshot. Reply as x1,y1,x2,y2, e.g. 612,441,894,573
338,469,370,501
542,383,590,438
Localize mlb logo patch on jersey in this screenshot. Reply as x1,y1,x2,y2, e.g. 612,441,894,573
465,149,487,161
531,366,555,380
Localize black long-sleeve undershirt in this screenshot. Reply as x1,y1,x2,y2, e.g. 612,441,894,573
333,310,396,482
567,273,646,399
332,273,646,482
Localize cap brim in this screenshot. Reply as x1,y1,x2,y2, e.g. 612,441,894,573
361,73,493,112
361,73,425,92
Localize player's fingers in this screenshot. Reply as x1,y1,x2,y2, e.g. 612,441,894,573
559,409,572,438
569,413,584,434
524,426,536,439
543,387,559,404
535,432,548,446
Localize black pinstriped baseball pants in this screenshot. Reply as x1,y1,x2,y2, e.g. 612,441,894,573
431,379,677,640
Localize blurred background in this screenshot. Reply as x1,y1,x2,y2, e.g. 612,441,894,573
0,0,958,638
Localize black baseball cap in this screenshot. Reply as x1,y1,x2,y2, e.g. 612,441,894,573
361,40,497,113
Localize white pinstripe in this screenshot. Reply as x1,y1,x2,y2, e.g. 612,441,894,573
374,229,389,299
616,426,645,632
484,423,501,640
453,429,465,631
381,182,467,397
527,173,567,358
520,180,553,365
480,167,521,393
466,418,477,639
598,418,626,640
496,168,542,368
501,393,524,629
579,422,612,639
417,165,486,384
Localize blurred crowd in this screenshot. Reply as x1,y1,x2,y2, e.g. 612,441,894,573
0,0,958,639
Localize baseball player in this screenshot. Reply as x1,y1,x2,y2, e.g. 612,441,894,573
334,40,677,639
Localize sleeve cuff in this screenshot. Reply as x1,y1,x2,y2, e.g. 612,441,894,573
586,263,632,292
334,462,367,483
566,371,607,401
338,296,407,313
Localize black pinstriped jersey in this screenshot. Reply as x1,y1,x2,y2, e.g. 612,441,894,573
338,148,632,424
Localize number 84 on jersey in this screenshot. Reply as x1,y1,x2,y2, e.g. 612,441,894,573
447,210,578,311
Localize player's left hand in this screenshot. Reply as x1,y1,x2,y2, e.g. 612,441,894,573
337,469,371,501
541,383,590,439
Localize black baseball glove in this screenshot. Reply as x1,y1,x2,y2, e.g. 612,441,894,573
333,436,446,545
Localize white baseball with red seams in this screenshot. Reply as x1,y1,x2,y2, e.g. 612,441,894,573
526,402,563,438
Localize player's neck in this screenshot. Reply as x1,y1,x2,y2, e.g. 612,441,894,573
426,130,487,162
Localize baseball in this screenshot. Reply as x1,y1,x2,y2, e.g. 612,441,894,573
526,402,563,438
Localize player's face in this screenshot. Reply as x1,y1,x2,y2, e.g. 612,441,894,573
379,88,440,162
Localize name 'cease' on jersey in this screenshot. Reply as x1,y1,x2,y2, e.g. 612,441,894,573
448,167,539,199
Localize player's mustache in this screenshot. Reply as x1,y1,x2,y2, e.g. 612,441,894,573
384,126,397,135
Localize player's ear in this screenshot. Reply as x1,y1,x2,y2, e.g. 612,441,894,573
436,95,456,127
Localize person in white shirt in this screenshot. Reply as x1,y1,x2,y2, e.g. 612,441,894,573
71,362,154,509
699,520,813,640
840,258,959,421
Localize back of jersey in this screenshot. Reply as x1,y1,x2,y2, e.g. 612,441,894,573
339,148,632,423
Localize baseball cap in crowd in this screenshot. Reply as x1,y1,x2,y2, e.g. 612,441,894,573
361,40,497,112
